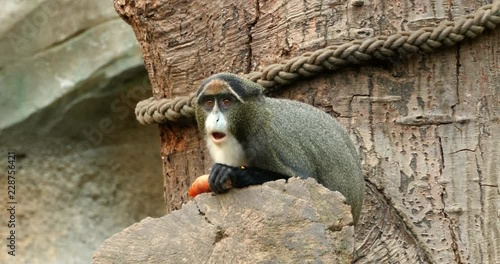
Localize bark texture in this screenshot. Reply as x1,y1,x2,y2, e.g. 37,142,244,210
114,0,500,263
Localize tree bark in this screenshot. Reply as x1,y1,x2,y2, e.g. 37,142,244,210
114,0,500,263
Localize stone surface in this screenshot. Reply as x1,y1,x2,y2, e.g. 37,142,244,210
0,0,141,131
92,178,355,264
0,1,165,263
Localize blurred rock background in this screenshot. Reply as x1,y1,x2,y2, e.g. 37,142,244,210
0,1,165,263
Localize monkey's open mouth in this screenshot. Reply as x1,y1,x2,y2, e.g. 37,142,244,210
211,132,227,142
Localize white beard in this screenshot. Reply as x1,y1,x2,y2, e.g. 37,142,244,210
204,108,247,166
206,134,247,167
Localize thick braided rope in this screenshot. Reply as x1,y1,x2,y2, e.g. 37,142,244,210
136,2,500,125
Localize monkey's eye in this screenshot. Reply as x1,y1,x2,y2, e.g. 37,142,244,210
220,98,232,109
204,99,215,110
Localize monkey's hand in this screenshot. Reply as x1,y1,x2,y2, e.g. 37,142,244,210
208,163,290,194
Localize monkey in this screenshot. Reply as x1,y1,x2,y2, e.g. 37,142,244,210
194,73,364,224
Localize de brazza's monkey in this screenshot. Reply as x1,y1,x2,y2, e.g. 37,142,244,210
194,73,364,223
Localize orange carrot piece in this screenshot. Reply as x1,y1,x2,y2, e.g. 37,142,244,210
188,174,211,198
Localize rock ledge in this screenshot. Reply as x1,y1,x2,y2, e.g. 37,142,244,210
92,178,354,264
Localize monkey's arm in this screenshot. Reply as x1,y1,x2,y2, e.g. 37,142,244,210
208,163,290,193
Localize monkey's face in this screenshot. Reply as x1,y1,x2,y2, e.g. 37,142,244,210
195,73,264,166
194,73,265,144
195,79,243,145
198,93,239,144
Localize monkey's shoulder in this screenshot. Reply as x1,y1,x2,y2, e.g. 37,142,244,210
263,96,358,152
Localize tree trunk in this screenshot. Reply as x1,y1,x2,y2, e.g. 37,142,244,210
114,0,499,263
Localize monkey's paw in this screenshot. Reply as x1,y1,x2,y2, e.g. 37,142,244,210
208,163,238,193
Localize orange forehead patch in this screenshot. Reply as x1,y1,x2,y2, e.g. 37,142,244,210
202,79,230,95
